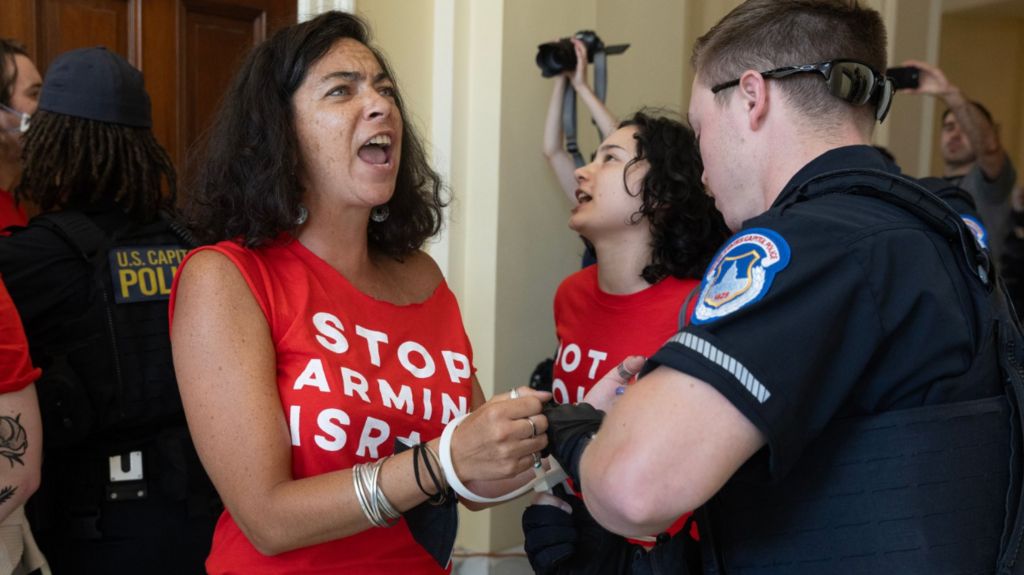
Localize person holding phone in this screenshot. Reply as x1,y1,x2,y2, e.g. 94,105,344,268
896,59,1017,263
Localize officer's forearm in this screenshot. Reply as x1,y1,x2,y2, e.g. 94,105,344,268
577,366,766,538
579,430,679,537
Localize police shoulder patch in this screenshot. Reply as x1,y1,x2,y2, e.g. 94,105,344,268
692,228,791,325
960,215,988,250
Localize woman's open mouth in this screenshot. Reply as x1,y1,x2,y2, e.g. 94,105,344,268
358,134,393,166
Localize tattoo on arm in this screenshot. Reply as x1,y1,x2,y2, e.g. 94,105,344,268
0,486,16,506
0,414,27,467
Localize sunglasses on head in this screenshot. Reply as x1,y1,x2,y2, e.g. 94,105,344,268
710,60,894,123
0,102,31,134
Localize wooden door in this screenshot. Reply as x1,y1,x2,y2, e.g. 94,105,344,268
0,0,296,184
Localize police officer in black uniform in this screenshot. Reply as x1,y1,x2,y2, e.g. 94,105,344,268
0,47,218,574
537,1,1024,574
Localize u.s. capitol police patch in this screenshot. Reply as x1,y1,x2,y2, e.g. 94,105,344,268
961,215,988,250
692,228,791,324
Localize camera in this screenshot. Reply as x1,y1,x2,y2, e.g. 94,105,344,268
887,66,920,90
535,31,629,78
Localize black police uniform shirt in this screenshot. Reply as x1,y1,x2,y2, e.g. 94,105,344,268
918,176,991,253
0,203,134,352
875,152,991,252
646,145,1002,481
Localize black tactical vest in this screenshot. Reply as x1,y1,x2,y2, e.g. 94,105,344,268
26,210,217,539
697,170,1024,575
31,210,192,444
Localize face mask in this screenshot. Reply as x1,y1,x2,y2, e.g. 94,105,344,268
0,103,30,134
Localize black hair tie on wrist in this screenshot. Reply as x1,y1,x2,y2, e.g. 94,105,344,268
411,443,449,505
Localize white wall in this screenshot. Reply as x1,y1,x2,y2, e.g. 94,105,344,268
341,0,997,558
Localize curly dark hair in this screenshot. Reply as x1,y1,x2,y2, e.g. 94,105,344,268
16,111,176,221
619,110,728,284
186,11,444,257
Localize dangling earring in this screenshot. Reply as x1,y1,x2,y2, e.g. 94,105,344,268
370,205,390,223
295,204,309,226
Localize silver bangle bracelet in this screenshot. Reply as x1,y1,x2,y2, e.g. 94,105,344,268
352,458,400,528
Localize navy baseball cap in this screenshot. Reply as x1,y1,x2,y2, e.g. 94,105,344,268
38,46,151,128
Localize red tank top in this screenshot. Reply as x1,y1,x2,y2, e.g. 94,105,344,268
0,276,39,392
170,237,475,575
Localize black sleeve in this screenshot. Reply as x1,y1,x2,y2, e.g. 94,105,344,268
643,222,884,480
0,224,91,354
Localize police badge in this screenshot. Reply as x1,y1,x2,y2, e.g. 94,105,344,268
692,228,791,324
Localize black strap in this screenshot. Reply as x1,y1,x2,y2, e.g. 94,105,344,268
562,85,583,168
35,211,107,262
790,168,992,286
35,211,128,429
679,284,700,329
593,51,608,104
561,50,611,168
159,208,199,249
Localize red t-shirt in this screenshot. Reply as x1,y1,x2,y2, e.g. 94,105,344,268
0,276,39,392
552,266,699,540
169,237,475,575
0,189,27,234
552,266,698,404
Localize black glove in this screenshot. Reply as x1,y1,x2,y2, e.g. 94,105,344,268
542,403,605,489
523,486,633,575
564,488,633,575
523,498,578,575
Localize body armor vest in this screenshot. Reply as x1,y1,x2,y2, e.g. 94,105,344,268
698,170,1024,575
25,210,216,540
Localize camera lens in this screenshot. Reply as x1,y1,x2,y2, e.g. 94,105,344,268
535,39,577,78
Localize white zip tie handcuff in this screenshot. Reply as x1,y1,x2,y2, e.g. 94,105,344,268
438,413,567,504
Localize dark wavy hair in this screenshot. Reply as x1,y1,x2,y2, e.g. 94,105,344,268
186,11,444,257
620,110,728,284
16,111,176,221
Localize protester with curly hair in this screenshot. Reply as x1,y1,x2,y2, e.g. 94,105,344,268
523,110,727,575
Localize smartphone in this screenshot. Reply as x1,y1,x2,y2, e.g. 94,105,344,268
887,66,920,90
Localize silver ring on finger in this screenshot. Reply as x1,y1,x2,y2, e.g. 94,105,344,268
616,363,633,380
509,387,520,400
532,452,542,469
525,416,538,438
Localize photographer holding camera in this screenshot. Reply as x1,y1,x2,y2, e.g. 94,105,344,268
897,59,1017,264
